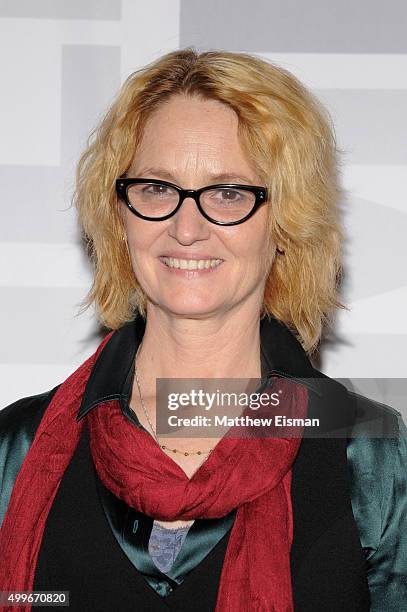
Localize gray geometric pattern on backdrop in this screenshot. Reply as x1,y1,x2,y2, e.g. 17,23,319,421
0,0,121,20
180,0,407,53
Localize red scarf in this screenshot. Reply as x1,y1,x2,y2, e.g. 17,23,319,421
0,331,308,612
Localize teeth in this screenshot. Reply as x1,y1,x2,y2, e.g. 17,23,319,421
162,258,223,270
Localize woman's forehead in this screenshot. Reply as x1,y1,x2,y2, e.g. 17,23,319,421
138,96,239,148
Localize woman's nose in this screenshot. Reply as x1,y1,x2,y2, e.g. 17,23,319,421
168,196,210,243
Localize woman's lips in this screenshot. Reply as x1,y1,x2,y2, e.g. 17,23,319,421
158,256,224,275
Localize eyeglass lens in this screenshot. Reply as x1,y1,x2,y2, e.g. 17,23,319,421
126,183,256,223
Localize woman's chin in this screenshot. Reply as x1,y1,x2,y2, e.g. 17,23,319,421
159,298,225,318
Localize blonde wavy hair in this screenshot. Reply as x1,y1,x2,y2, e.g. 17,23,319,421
74,47,347,355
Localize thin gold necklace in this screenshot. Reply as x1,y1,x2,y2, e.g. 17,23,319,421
134,342,214,458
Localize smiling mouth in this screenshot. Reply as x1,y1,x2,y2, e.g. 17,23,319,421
160,257,223,270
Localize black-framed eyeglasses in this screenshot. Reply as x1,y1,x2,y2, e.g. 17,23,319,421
115,178,269,226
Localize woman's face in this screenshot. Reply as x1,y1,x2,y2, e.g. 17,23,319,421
121,94,275,318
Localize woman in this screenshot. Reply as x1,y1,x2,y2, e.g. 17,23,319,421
0,48,406,612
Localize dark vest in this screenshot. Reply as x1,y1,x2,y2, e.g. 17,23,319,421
33,419,370,611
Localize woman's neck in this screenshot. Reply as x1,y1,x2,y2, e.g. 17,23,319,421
135,306,263,395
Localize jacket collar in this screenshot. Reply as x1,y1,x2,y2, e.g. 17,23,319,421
76,314,327,422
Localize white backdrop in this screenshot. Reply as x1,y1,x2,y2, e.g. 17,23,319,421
1,0,406,411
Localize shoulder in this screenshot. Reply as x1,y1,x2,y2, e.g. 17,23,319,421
0,386,60,527
348,387,403,436
0,385,61,437
311,368,402,434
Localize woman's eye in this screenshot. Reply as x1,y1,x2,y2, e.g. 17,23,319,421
218,189,241,201
145,185,166,194
142,184,171,197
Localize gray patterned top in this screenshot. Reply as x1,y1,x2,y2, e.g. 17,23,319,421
148,521,192,574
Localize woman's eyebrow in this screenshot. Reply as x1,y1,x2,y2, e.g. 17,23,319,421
135,166,255,184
